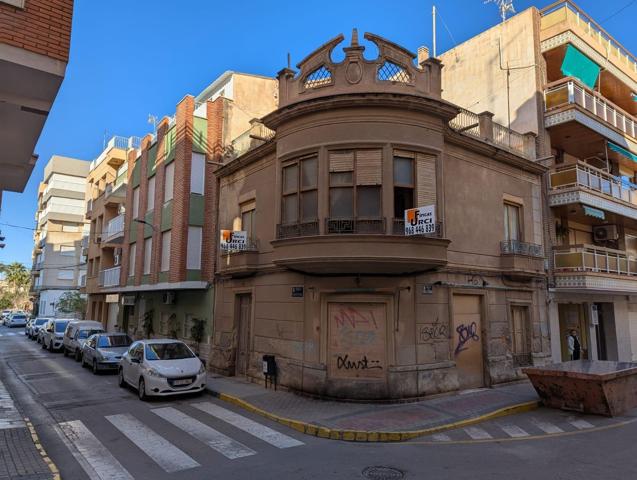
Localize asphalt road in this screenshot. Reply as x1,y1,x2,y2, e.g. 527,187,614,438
1,324,637,480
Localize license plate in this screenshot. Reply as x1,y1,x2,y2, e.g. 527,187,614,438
173,379,191,386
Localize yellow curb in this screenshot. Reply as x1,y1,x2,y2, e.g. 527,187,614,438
210,389,539,443
25,417,61,480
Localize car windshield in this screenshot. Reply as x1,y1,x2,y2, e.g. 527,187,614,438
79,329,103,339
145,343,195,361
12,315,26,320
35,319,48,325
54,322,69,333
98,335,132,348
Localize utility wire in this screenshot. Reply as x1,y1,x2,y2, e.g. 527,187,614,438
435,7,458,48
599,0,636,23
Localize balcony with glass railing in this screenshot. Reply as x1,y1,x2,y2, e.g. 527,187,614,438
103,214,125,244
549,161,637,220
99,266,121,288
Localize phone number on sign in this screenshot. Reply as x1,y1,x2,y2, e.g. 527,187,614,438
405,223,436,235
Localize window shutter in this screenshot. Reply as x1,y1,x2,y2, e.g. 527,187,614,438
329,151,354,172
416,153,436,207
356,149,382,185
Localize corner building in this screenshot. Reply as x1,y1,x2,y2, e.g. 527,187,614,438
212,32,550,400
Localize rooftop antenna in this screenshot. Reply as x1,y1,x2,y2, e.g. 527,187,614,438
432,5,437,58
484,0,515,23
147,114,158,134
287,52,291,70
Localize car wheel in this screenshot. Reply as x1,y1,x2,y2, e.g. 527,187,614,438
92,360,99,375
138,378,148,401
118,369,126,388
75,349,81,362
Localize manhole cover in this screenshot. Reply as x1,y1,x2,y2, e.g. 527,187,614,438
362,466,404,480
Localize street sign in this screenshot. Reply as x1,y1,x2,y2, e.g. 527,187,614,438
220,230,248,251
404,205,436,235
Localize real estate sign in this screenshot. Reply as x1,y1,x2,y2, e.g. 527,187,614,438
404,205,436,236
220,230,248,251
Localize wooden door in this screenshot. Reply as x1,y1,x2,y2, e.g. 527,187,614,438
452,295,484,389
235,294,252,376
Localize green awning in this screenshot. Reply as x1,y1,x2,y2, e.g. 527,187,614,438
561,45,600,88
583,206,605,220
608,142,637,163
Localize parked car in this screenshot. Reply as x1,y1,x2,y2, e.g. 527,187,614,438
41,319,71,351
82,333,132,374
6,312,27,328
63,320,104,360
118,339,206,400
28,318,50,340
1,310,11,323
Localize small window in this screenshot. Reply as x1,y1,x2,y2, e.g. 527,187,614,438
129,243,136,277
57,270,74,280
187,227,202,270
393,156,414,218
60,245,75,256
241,209,255,242
143,237,152,275
164,162,175,203
281,157,317,224
161,231,171,272
132,187,140,219
191,152,206,194
504,203,522,241
147,176,156,212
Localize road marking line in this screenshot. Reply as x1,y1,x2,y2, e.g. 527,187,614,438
106,413,200,473
431,433,452,442
152,407,256,459
463,427,492,440
569,418,595,430
530,419,564,434
5,333,16,336
0,380,26,429
57,420,134,480
191,402,304,449
499,424,530,438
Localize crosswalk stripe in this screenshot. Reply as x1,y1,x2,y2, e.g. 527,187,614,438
499,424,530,438
152,407,256,459
6,333,16,336
569,418,594,430
106,413,200,473
0,380,26,430
431,433,452,442
192,402,304,449
463,427,492,440
58,420,134,480
530,419,564,434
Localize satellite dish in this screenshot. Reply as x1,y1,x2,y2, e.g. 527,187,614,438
484,0,515,23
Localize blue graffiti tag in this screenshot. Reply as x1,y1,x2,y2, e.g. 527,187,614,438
454,322,479,356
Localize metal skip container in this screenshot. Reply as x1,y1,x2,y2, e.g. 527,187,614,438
523,360,637,417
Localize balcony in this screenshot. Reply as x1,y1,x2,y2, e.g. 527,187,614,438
104,181,127,206
99,266,121,288
272,218,449,274
218,241,260,278
500,240,545,277
42,179,86,202
549,162,637,220
544,79,637,158
553,244,637,292
103,214,125,245
38,202,85,225
81,235,89,256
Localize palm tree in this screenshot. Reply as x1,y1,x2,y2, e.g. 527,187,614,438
0,262,31,310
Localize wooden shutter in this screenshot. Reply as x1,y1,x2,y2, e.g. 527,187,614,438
416,153,436,207
329,151,354,172
356,149,382,185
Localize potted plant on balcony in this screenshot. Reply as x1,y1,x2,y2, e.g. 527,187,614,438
555,223,570,244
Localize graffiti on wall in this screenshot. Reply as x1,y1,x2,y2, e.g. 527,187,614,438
329,303,386,380
418,319,448,343
454,322,480,357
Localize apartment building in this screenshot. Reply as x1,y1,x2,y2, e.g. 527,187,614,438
31,155,89,317
440,1,637,362
114,72,277,360
83,136,140,330
0,0,74,208
211,31,549,400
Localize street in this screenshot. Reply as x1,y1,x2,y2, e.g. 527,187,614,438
1,325,636,480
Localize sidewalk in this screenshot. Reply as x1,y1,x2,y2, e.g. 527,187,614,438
206,374,540,442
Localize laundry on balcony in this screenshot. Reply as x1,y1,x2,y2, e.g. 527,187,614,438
583,206,605,220
561,45,600,89
607,141,637,163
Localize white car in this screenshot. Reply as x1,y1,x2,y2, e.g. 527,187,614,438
1,310,11,323
6,312,27,328
41,319,71,351
29,318,51,340
118,339,206,401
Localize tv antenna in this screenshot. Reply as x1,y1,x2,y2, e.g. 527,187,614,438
148,114,158,133
484,0,515,23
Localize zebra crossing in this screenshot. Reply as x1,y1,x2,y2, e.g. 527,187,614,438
424,410,606,443
0,379,26,429
0,332,20,336
55,400,305,479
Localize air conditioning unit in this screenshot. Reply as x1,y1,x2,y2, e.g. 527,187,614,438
593,225,619,243
163,292,176,305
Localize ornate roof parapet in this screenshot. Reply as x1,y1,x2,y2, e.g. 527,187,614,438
276,30,442,108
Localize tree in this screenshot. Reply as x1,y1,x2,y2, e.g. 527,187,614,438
0,262,31,310
56,291,86,318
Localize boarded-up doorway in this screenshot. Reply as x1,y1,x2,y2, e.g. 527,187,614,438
452,294,484,389
234,294,252,376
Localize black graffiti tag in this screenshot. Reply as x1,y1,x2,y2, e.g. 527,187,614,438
419,321,448,342
336,354,383,371
454,322,479,356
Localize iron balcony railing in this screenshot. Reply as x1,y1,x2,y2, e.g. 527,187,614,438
325,218,385,234
500,240,544,258
550,161,637,206
545,78,637,141
392,219,443,237
223,122,275,162
99,266,121,287
277,221,320,239
554,244,637,277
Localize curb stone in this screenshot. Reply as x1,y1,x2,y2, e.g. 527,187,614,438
207,390,540,443
25,418,61,480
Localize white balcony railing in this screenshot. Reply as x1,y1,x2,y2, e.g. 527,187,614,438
104,214,125,242
545,79,637,141
550,161,637,207
99,266,121,287
554,244,637,278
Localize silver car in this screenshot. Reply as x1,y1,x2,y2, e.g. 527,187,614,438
41,319,71,351
29,318,50,340
82,333,132,374
6,312,27,328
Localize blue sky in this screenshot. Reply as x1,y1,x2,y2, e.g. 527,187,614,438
1,0,636,266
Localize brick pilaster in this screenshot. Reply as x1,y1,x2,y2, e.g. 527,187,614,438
150,118,169,283
134,136,151,284
119,147,139,285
